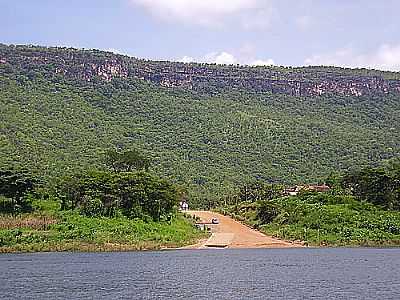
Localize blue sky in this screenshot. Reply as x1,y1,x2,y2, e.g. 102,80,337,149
1,0,400,71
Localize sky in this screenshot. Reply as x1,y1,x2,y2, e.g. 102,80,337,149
1,0,400,71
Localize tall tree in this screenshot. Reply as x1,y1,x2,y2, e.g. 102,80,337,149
0,168,36,213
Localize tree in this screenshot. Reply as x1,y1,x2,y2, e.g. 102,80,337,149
256,200,281,224
342,165,400,210
105,149,150,172
0,168,36,213
58,170,178,220
238,181,284,202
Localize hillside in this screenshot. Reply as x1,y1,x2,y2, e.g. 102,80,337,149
1,44,400,206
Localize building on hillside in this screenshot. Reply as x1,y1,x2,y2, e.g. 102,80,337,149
179,201,189,211
284,184,330,196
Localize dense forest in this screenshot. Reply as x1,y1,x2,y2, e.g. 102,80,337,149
1,44,400,206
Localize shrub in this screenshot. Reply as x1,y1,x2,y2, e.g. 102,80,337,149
256,200,281,224
80,196,104,217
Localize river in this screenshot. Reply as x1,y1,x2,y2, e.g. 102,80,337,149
1,248,399,299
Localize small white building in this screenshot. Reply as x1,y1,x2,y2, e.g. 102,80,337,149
179,201,189,211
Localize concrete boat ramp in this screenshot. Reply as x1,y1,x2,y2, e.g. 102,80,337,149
204,233,235,248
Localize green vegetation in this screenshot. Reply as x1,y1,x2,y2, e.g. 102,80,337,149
341,161,400,210
220,163,400,246
1,44,400,249
0,151,205,253
1,44,399,206
58,170,178,221
0,204,203,252
0,168,36,214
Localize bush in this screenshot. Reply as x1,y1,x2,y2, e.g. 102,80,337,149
0,168,36,214
256,200,281,224
80,196,104,217
0,196,32,214
0,196,15,214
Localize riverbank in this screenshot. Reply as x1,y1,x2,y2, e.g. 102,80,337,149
0,206,207,253
219,195,400,247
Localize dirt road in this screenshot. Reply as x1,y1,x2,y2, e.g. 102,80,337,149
185,211,302,249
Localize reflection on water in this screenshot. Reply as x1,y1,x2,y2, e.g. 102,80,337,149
1,248,400,299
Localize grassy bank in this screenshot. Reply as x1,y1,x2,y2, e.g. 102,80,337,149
220,194,400,247
0,201,205,253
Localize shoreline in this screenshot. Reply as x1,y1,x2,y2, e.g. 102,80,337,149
0,211,207,254
3,243,400,254
2,210,400,254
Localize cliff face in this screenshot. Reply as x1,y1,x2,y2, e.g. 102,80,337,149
1,44,400,97
149,71,400,97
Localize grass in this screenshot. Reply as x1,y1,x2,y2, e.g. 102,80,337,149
0,200,207,253
0,214,57,230
220,194,400,247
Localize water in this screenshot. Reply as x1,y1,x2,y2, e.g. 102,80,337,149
1,248,399,299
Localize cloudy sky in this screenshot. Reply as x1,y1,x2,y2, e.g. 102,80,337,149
2,0,400,71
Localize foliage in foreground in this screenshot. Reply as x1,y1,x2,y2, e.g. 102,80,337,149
0,202,204,252
220,163,400,246
58,170,178,221
0,168,36,214
0,159,205,252
0,150,180,221
222,193,400,247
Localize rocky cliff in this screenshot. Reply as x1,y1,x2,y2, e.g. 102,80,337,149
1,44,400,97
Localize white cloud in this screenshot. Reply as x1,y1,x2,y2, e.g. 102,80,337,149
305,44,400,71
106,48,127,55
251,59,275,66
205,52,237,65
215,52,237,65
178,55,195,63
178,51,275,66
130,0,272,28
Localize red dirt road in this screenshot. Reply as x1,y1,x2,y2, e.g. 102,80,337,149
186,211,302,249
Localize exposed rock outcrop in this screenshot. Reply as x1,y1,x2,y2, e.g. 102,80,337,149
1,44,400,97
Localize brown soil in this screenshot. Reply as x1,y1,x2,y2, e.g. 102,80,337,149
185,211,303,249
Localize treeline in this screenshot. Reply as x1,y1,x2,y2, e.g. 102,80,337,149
0,150,179,221
340,162,400,210
223,160,400,210
219,160,400,246
60,171,177,221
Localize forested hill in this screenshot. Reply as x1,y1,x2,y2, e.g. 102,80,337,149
1,44,400,206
